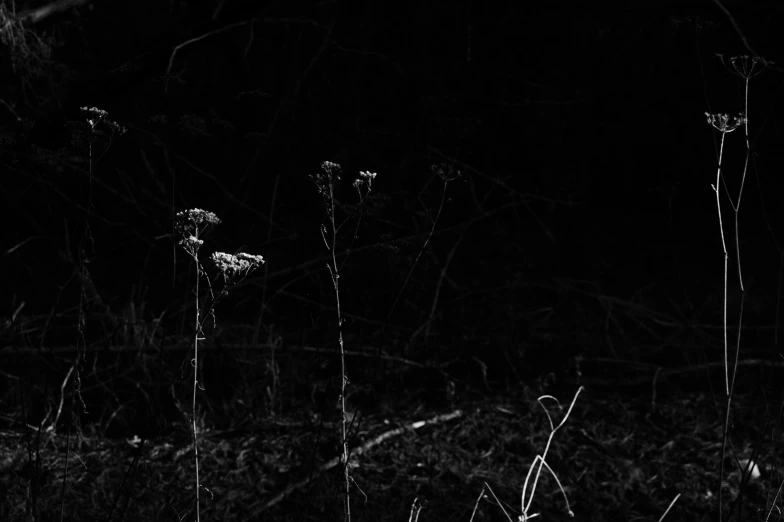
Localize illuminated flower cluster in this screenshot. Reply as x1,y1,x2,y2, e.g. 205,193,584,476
705,112,745,133
352,170,377,201
80,106,127,134
175,208,221,258
211,252,265,283
321,160,341,177
309,161,342,198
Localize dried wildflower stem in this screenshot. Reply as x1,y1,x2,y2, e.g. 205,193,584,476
310,162,376,522
57,107,125,520
255,410,462,515
707,54,772,522
324,163,352,522
382,162,461,343
175,208,264,521
175,208,219,522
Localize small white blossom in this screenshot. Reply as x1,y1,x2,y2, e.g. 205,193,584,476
179,236,204,257
176,208,221,227
175,208,221,240
321,161,341,177
705,112,744,133
236,252,265,265
80,106,126,134
211,251,264,281
359,170,376,190
311,161,344,198
81,106,109,127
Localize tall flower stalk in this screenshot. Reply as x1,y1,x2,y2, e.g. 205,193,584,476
310,161,376,522
175,208,264,522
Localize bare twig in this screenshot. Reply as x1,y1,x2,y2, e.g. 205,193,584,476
253,410,463,514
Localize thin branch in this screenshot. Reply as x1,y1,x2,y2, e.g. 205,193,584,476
252,410,463,514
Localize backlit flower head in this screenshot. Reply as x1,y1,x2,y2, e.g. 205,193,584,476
310,161,343,198
211,251,264,283
175,208,221,237
175,208,221,258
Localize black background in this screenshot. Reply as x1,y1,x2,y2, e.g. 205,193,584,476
1,0,783,519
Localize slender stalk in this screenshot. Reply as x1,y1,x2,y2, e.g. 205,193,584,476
192,234,202,522
310,163,377,521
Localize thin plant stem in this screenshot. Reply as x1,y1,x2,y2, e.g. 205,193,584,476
709,54,772,521
322,169,351,521
59,107,124,521
192,237,202,522
310,163,376,521
383,162,462,340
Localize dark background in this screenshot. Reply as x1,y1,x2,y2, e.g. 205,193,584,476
1,0,784,518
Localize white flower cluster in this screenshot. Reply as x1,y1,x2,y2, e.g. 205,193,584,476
175,208,222,258
211,252,265,279
176,208,221,229
310,161,343,198
321,160,341,177
80,106,127,134
352,170,378,202
353,170,376,190
705,112,745,133
80,106,108,127
179,236,204,257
